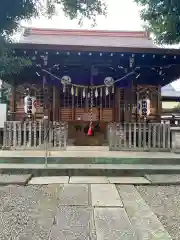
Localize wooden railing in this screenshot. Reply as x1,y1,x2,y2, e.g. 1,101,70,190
3,121,68,150
108,123,171,151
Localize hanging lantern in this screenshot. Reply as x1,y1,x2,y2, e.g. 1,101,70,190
24,95,37,116
61,75,71,85
104,77,114,87
138,97,150,117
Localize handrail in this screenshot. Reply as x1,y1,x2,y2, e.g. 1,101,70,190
44,124,51,167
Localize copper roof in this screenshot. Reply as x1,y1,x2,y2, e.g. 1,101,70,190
20,27,156,48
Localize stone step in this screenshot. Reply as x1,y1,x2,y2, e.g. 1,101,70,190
2,157,180,165
1,164,180,177
1,156,180,165
0,149,179,160
0,163,180,170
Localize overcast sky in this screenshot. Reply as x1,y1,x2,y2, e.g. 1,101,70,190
22,0,143,30
20,0,180,89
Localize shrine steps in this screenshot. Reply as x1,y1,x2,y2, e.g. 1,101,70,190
1,163,180,177
0,147,180,175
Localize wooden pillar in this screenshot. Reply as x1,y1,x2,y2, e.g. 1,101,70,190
115,88,120,122
124,88,131,123
10,81,16,120
58,84,61,121
157,85,162,122
43,77,50,120
53,84,59,121
72,94,75,120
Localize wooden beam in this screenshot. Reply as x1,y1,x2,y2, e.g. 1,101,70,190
157,85,162,121
115,88,120,122
52,84,57,121
10,81,16,120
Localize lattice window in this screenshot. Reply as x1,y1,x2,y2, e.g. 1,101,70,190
60,86,73,108
120,88,125,110
36,89,44,107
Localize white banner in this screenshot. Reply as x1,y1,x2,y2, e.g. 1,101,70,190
0,104,7,128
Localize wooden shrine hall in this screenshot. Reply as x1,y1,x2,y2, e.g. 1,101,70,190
3,28,180,149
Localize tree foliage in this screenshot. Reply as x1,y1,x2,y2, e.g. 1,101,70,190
135,0,180,45
0,0,106,82
0,36,31,81
1,0,106,36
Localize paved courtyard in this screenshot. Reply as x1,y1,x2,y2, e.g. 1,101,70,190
0,176,175,240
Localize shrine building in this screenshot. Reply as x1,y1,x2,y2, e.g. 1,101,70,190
3,28,180,149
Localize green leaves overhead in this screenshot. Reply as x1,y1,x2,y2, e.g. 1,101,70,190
0,50,31,81
134,0,180,44
0,0,106,83
0,35,31,82
0,0,107,36
60,0,107,25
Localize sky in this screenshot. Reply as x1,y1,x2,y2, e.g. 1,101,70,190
20,0,180,89
22,0,143,31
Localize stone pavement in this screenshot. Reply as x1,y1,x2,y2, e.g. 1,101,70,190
0,180,172,240
0,174,32,185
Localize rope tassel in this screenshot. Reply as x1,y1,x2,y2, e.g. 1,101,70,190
87,127,93,136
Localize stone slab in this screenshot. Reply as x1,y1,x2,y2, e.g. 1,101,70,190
0,185,61,239
145,174,180,184
58,184,89,206
0,174,32,185
0,211,53,240
91,184,123,207
69,176,109,184
49,207,95,240
117,185,172,239
94,208,137,240
108,177,150,184
28,176,69,185
2,163,180,171
1,149,180,159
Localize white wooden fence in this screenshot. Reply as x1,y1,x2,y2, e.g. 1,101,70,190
108,123,171,151
2,121,172,151
3,121,68,150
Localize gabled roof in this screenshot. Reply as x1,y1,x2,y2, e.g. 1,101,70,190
161,83,180,97
20,27,156,48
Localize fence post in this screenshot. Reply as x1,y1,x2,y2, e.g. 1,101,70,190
171,126,180,153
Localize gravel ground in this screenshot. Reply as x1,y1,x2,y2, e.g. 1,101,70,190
136,185,180,240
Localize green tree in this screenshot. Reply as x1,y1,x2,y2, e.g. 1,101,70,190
0,36,31,82
0,0,106,81
135,0,180,45
1,0,106,36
